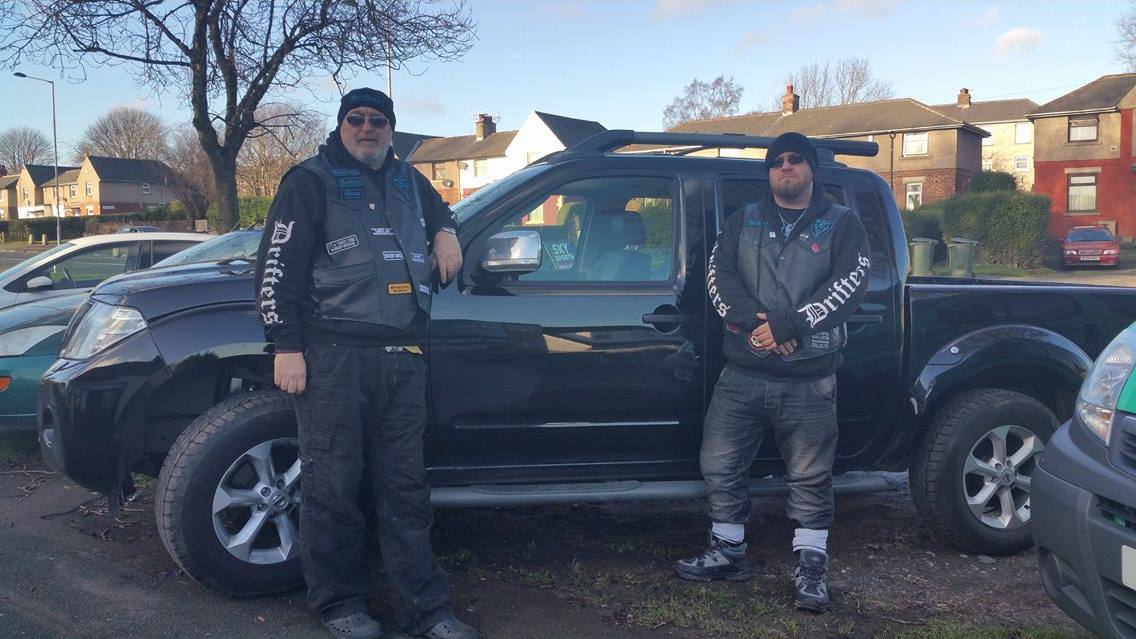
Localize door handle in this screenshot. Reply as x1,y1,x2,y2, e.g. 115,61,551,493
642,313,698,324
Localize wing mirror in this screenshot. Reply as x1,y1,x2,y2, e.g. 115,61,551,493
25,276,53,290
480,230,541,274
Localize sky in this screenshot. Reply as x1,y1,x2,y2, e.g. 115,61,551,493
0,0,1131,156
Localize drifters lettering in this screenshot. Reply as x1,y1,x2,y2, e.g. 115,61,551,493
259,221,294,325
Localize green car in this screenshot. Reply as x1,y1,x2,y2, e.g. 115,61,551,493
1034,322,1136,639
0,229,263,432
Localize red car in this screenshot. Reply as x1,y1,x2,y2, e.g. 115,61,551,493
1062,225,1121,268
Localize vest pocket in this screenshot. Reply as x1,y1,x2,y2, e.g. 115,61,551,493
311,262,380,322
312,262,373,286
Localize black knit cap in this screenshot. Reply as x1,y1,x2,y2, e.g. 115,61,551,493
766,131,818,174
337,88,396,128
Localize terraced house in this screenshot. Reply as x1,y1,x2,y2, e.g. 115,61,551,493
0,174,17,220
37,156,177,218
15,163,80,219
932,89,1037,191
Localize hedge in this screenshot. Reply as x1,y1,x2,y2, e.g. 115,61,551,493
922,191,1051,267
969,171,1017,193
207,196,273,231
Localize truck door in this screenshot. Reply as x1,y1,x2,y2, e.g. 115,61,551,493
428,169,706,481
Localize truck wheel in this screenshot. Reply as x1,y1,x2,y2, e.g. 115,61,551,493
910,388,1057,555
155,390,303,597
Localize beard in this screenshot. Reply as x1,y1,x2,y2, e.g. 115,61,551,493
771,174,810,202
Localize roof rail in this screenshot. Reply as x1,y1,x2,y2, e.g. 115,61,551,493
563,129,879,160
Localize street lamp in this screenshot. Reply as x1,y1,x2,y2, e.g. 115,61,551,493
13,72,62,245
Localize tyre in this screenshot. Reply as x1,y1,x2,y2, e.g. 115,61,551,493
910,388,1057,555
155,390,303,596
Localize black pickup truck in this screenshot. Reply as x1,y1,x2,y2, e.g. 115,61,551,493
37,131,1136,597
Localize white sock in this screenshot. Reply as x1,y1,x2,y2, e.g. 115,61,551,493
711,522,745,545
792,527,828,555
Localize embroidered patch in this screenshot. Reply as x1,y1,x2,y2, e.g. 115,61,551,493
330,168,358,177
411,252,426,263
371,227,394,236
418,284,431,295
339,187,363,200
391,172,411,201
813,218,835,239
382,250,404,261
388,283,412,294
326,234,359,255
334,169,364,200
745,218,766,228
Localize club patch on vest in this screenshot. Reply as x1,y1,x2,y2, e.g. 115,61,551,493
371,227,394,236
745,218,766,228
388,283,412,294
390,171,411,202
411,252,426,263
332,169,364,200
326,234,359,255
812,218,835,239
418,284,431,295
382,250,404,261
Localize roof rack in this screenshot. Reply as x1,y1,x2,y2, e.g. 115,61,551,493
558,130,879,162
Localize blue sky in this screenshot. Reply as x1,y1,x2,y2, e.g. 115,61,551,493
0,0,1130,153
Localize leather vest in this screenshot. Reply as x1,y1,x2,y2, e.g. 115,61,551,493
736,200,849,361
300,153,431,329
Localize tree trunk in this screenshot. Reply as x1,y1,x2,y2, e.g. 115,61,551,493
211,154,240,231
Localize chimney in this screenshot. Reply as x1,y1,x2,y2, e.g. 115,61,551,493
782,85,800,115
475,113,496,141
957,88,972,108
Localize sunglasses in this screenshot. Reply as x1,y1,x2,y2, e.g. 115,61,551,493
768,153,806,169
344,113,390,129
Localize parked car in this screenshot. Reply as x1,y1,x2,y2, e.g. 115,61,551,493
1062,225,1121,269
0,229,260,431
37,131,1136,597
116,225,163,233
1033,321,1136,639
0,232,211,310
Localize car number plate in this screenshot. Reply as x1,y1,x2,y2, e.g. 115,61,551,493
1125,546,1136,590
1082,256,1101,261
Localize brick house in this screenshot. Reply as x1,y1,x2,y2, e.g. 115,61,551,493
666,86,989,209
40,156,178,218
0,175,17,220
409,114,517,204
1028,73,1136,240
15,164,79,219
933,89,1038,191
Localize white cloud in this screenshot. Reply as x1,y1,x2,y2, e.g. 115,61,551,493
400,95,445,116
995,26,1042,57
735,30,766,54
792,0,897,22
652,0,737,20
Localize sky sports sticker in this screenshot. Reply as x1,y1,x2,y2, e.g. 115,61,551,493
326,234,359,255
383,250,404,261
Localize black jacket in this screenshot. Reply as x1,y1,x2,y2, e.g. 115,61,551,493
708,181,871,380
255,132,458,351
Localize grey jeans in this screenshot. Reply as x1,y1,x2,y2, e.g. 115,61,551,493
700,367,839,530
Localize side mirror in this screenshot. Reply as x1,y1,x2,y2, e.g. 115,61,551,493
25,276,53,291
480,230,541,274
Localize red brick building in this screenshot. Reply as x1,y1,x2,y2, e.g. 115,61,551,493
1029,73,1136,240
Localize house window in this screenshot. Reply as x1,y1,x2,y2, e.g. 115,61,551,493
1014,156,1029,172
85,181,93,196
69,184,76,198
141,182,150,195
22,187,28,204
905,182,923,210
473,159,487,177
902,132,928,156
1068,175,1097,212
432,163,447,181
1069,116,1099,142
1015,122,1032,144
981,158,993,171
86,205,94,215
979,125,993,146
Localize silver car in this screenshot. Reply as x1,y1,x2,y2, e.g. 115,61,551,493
0,232,211,309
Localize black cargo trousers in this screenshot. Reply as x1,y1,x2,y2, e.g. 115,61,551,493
293,341,452,634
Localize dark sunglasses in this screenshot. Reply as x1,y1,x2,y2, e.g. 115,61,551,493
768,153,806,169
345,113,389,128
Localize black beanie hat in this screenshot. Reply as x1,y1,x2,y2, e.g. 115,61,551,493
766,131,818,174
337,88,396,128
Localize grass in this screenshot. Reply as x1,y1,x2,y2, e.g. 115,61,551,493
886,621,1093,639
0,432,39,465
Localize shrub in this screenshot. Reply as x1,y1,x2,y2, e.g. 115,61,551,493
969,171,1017,193
936,191,1051,267
208,196,274,231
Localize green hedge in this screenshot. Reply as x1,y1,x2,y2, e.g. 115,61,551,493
208,196,273,231
0,218,88,240
969,171,1017,193
930,191,1051,267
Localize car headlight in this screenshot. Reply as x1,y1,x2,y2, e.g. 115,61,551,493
1077,324,1136,444
0,326,66,357
1104,249,1119,255
1065,249,1078,255
60,301,147,360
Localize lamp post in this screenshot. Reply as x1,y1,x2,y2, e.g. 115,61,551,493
13,72,62,245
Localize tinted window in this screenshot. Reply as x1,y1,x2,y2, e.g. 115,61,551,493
150,241,201,265
155,231,260,267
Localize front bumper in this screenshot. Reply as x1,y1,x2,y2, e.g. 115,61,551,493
37,328,169,494
1033,413,1136,639
1064,255,1119,266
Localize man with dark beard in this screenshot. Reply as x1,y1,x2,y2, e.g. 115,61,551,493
674,132,871,614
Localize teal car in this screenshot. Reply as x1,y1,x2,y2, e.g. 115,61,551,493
1034,323,1136,639
0,229,263,431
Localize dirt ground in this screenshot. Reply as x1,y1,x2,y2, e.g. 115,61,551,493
0,432,1089,639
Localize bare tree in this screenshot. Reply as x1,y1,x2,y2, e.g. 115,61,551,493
663,76,744,129
0,126,52,171
2,1,476,229
72,107,170,163
165,127,215,221
774,58,894,110
237,104,324,197
1118,1,1136,71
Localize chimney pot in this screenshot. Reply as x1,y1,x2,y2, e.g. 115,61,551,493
957,88,971,108
475,113,496,141
782,85,800,115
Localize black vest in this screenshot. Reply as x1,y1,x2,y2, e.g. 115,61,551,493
301,152,431,329
735,199,850,361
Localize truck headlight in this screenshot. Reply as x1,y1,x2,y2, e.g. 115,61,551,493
60,301,147,360
1077,325,1136,444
